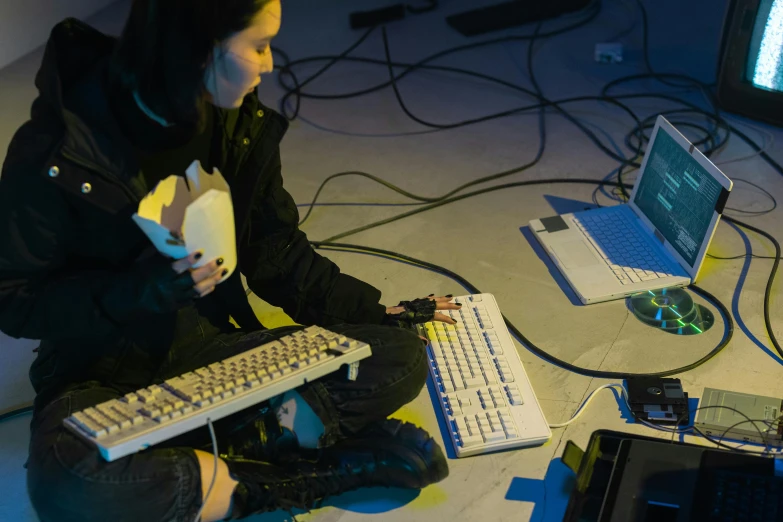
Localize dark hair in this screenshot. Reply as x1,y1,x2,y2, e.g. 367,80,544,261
109,0,271,128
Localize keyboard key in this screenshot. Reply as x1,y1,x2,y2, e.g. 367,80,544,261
140,406,162,418
464,376,484,387
71,412,108,438
482,430,506,443
462,433,484,447
455,417,468,435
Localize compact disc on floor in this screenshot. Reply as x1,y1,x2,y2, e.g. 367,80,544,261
629,288,695,327
666,304,714,335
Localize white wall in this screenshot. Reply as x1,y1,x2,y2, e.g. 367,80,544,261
0,0,118,69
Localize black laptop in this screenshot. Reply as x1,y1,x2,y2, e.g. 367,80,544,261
598,440,782,521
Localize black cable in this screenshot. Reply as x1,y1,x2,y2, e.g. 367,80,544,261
691,426,771,454
311,240,733,379
609,0,783,180
636,407,777,455
376,29,643,167
275,1,656,170
722,216,783,360
278,27,376,121
277,5,723,163
297,25,550,227
708,253,777,260
716,417,782,453
724,123,783,177
271,0,783,184
271,47,303,117
320,178,629,242
723,178,778,216
278,49,776,227
671,405,774,453
272,0,783,228
277,51,734,162
607,92,783,177
276,0,603,107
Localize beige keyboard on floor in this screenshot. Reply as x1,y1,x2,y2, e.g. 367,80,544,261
63,326,371,462
422,293,551,457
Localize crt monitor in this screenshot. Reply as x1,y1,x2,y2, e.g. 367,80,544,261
717,0,783,126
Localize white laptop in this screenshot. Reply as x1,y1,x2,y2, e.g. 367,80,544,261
529,115,733,304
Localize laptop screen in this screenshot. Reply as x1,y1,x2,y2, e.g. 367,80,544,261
633,129,724,267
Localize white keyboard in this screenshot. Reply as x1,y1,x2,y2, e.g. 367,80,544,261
63,326,371,462
573,211,675,285
421,294,551,457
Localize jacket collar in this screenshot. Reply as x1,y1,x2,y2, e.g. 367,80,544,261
36,19,143,187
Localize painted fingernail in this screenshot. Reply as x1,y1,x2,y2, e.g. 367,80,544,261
193,251,203,260
446,294,453,298
456,303,463,307
216,257,224,266
221,269,228,277
428,294,434,297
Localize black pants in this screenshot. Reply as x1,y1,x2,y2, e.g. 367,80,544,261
26,324,428,522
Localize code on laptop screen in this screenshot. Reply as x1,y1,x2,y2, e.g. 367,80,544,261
633,129,723,267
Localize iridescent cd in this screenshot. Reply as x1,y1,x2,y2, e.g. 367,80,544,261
629,288,714,335
664,304,714,335
629,288,696,328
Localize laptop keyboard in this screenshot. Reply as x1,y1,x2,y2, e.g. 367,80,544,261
703,470,783,521
572,212,675,285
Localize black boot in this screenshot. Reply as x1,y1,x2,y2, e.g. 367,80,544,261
319,418,449,489
223,419,448,519
197,404,300,464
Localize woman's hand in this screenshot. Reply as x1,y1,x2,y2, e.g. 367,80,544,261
132,251,228,315
384,294,462,330
171,251,228,298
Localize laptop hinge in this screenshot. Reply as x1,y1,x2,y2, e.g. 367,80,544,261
654,229,665,244
715,188,730,214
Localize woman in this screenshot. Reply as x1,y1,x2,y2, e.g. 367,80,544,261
0,1,458,520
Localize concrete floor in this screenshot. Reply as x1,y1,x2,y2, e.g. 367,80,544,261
1,0,782,521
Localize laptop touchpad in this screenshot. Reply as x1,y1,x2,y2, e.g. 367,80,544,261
552,240,601,268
